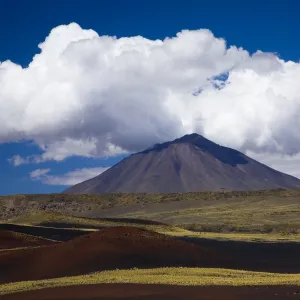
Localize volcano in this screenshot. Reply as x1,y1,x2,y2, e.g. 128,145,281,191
64,134,300,194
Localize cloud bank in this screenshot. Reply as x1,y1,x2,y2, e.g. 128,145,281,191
1,22,300,166
30,167,109,186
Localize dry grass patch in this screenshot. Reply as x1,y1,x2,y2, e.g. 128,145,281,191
3,211,187,235
5,211,300,243
1,267,300,296
167,231,300,243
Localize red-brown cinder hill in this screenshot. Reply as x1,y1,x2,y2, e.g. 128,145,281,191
0,226,229,283
0,230,55,250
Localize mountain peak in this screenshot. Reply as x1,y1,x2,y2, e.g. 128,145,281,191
173,133,204,143
173,133,218,146
140,133,216,154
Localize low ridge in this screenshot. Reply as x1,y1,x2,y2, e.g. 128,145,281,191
64,133,300,194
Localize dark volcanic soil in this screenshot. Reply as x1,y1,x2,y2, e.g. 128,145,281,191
0,230,55,250
181,236,300,273
0,224,88,241
3,284,300,300
0,227,228,283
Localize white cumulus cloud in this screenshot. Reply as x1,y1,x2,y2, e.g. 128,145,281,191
30,168,51,179
29,167,109,186
1,22,300,171
8,155,31,166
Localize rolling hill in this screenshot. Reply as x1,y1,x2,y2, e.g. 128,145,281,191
0,227,227,283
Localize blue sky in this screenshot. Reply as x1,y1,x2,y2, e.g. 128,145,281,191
0,0,300,195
